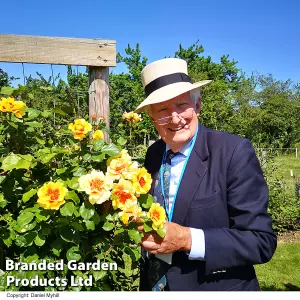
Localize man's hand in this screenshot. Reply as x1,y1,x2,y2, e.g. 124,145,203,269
138,221,192,254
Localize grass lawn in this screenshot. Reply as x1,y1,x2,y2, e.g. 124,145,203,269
273,155,300,179
255,242,300,291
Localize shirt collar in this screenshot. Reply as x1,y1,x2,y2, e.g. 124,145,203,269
165,139,193,158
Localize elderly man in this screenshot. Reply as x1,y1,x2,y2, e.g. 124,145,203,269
135,58,277,291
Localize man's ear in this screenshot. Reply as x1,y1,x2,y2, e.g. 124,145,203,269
195,100,201,114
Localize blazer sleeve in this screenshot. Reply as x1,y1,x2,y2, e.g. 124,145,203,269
203,138,277,275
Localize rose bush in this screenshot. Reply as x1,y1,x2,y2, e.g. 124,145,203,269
0,95,166,291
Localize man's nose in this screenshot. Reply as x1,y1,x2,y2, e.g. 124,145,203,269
170,112,182,123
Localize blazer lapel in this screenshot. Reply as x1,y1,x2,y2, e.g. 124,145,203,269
172,125,209,225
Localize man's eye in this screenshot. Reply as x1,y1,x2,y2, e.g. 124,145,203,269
178,103,188,106
157,108,167,112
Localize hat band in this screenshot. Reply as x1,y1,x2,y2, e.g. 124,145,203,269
144,72,192,97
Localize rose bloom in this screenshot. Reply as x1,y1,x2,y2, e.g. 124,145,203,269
132,167,152,196
122,111,142,124
107,157,138,181
37,182,68,210
92,129,104,140
119,204,145,225
0,97,15,112
78,170,113,205
111,179,137,210
0,97,26,118
68,119,92,140
148,203,166,231
11,100,26,118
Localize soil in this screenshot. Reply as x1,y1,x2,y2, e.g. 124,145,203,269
277,231,300,243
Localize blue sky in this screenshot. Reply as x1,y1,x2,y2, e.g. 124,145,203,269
0,0,299,85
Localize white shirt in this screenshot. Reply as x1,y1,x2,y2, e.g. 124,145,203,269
165,142,205,260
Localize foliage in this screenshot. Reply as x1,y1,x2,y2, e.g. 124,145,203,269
257,151,300,232
0,92,166,291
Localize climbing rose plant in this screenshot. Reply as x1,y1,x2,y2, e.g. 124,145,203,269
0,96,166,291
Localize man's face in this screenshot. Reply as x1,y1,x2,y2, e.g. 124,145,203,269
149,92,200,152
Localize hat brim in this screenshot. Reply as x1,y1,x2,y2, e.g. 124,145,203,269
135,80,212,113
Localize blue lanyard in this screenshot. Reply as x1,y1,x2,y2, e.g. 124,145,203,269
160,125,199,221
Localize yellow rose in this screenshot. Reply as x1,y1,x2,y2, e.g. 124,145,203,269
107,155,138,180
106,149,131,166
122,111,142,124
12,100,26,118
68,119,92,140
111,179,137,210
0,97,26,118
92,130,104,140
148,203,166,231
37,182,68,210
119,204,145,225
78,170,113,205
132,167,152,196
0,97,14,112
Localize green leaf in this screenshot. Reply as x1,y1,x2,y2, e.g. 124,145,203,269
91,153,105,162
71,222,85,232
128,229,142,244
91,212,100,225
26,108,41,120
85,220,95,230
41,110,52,117
2,153,33,171
102,221,114,231
0,193,7,208
139,194,154,209
60,202,75,216
39,153,56,163
92,270,107,281
143,222,153,232
66,246,81,261
35,137,46,145
65,190,80,205
17,212,34,228
15,221,37,233
0,86,15,95
56,167,67,175
51,237,64,256
25,121,43,128
125,246,141,262
83,154,91,161
114,227,124,236
117,137,127,146
66,177,79,190
22,189,37,203
34,232,46,246
23,231,38,246
59,227,80,244
72,167,86,177
92,139,104,151
156,228,166,238
52,108,67,116
101,143,120,156
7,120,18,129
79,202,95,220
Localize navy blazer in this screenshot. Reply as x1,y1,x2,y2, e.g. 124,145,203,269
140,124,277,291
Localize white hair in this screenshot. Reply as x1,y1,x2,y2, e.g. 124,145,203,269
189,88,201,107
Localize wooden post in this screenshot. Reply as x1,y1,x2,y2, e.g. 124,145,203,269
88,66,110,142
296,148,298,159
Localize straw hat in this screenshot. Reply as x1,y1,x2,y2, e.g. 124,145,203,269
135,58,212,113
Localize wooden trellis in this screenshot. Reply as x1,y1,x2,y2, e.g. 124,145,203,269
0,34,116,142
